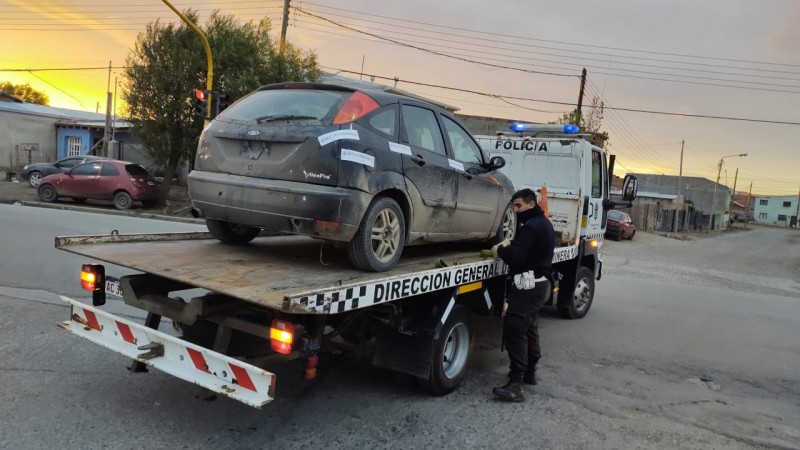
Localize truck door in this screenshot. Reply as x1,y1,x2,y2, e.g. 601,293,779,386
399,104,457,234
440,115,502,237
585,148,606,238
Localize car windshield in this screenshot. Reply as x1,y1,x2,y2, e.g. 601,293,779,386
218,89,351,124
608,211,623,220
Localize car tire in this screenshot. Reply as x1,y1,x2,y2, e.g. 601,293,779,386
206,218,261,245
419,305,474,395
113,191,133,210
559,267,595,319
28,171,43,188
38,184,58,203
347,197,406,272
616,229,623,241
72,198,86,204
489,202,517,245
627,230,635,240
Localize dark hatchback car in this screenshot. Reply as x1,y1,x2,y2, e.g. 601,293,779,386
19,155,106,188
189,83,516,271
606,210,635,240
37,159,160,210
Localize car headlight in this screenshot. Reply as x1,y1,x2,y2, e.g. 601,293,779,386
23,165,29,170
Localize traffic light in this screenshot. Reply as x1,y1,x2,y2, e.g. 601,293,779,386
193,89,208,118
215,93,230,116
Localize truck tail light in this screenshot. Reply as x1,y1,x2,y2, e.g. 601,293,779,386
332,91,379,125
270,319,294,355
81,264,107,306
81,264,105,291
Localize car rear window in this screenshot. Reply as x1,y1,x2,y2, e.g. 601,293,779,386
218,89,351,124
124,164,149,177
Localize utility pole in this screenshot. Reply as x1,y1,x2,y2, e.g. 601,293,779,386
709,153,747,232
280,0,291,44
576,68,587,125
102,60,112,157
745,182,752,229
673,139,684,232
727,168,738,230
795,185,800,229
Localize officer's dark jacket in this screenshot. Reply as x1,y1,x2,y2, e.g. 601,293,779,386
497,204,555,276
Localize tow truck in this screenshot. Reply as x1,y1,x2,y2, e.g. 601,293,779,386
56,123,636,409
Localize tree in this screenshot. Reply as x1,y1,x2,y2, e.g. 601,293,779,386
122,10,320,204
551,95,609,148
0,81,49,105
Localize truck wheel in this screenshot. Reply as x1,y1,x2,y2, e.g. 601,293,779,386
347,197,405,272
419,305,474,395
559,267,595,319
489,202,516,244
38,184,58,202
206,218,260,245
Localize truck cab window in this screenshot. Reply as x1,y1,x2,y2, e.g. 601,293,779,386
591,150,602,198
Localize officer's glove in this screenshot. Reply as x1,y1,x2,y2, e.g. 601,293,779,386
490,239,511,258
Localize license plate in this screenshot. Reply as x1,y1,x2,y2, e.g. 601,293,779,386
105,276,123,297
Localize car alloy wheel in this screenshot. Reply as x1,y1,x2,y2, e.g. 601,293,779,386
29,172,42,188
348,197,406,272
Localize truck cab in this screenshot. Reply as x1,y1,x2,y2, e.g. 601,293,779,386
476,123,637,318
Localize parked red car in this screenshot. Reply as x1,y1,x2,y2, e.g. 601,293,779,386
606,210,636,240
37,160,159,210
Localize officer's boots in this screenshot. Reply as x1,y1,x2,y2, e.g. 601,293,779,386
493,378,525,402
524,356,540,385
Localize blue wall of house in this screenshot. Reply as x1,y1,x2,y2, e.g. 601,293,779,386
56,129,92,159
753,195,798,226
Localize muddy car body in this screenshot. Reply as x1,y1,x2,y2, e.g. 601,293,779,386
189,83,515,271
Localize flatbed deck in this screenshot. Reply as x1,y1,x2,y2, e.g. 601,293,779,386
56,232,505,314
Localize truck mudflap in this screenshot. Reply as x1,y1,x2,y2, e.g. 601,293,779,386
57,296,276,408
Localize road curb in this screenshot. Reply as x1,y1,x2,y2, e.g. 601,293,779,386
17,201,205,225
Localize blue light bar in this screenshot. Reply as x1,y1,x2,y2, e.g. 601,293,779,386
509,123,580,134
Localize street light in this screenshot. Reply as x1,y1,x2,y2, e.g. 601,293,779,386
709,153,747,231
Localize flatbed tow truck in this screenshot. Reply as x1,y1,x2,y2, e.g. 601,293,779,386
56,125,636,409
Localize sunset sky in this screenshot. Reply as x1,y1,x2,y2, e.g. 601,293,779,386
1,0,799,195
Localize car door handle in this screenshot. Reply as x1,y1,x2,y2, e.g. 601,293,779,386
410,155,426,166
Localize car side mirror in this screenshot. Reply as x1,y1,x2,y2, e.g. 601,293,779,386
622,175,638,202
488,156,506,170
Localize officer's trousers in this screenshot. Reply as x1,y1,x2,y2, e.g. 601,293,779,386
503,279,549,381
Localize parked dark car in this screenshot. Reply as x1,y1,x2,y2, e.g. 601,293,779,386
189,82,516,271
19,155,106,188
37,160,159,210
606,210,635,240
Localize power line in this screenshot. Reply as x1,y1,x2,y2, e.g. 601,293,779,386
296,5,800,82
293,7,577,78
299,0,800,70
328,67,800,126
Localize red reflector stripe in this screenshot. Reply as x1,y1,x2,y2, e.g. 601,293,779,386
229,364,256,392
116,322,135,344
186,348,210,373
83,310,101,331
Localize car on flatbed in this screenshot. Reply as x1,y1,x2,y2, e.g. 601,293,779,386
189,83,516,272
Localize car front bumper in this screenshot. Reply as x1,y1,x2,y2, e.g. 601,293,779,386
188,170,370,242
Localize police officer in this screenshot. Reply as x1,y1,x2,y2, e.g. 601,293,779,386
491,188,554,402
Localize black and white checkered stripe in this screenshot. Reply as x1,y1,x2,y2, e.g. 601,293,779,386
298,285,369,314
